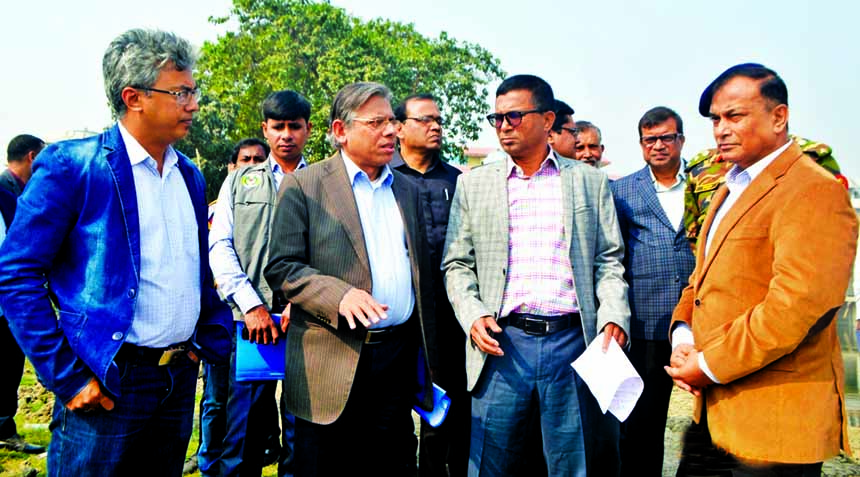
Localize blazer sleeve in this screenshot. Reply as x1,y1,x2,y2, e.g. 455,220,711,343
264,173,354,329
699,179,858,383
0,148,93,403
441,174,494,334
592,173,631,336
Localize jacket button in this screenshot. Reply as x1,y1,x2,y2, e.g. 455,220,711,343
127,288,136,298
111,332,123,341
694,299,701,306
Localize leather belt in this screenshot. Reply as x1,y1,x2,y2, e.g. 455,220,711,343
500,312,580,336
364,324,406,345
116,342,199,366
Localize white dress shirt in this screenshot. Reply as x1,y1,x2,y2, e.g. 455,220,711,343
649,164,686,230
118,123,200,347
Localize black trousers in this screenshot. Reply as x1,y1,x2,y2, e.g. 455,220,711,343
0,315,25,438
676,410,823,477
419,304,469,477
294,333,418,477
620,339,674,477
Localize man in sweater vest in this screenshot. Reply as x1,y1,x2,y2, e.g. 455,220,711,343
207,90,312,477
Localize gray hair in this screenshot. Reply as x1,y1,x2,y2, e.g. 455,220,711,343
327,82,392,149
575,120,603,143
102,29,198,119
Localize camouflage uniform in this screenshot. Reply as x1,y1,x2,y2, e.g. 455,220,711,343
683,135,848,252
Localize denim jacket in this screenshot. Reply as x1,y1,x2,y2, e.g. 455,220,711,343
0,125,231,404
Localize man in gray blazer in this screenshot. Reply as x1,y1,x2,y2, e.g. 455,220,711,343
265,82,436,477
442,74,630,477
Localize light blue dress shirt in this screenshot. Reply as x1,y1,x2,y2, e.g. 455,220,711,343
341,152,414,328
118,123,201,347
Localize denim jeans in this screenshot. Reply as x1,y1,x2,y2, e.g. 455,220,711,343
47,355,198,477
198,361,229,474
469,322,587,477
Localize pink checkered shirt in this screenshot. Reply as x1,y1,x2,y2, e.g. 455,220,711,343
499,152,579,317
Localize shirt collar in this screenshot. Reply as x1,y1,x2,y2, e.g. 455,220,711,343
267,154,307,175
647,160,686,189
117,121,177,170
506,148,559,178
728,140,791,185
341,151,393,188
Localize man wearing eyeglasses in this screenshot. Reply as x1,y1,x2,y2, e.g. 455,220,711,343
0,29,231,476
609,106,695,477
547,99,578,160
264,82,437,477
442,74,630,477
574,121,605,167
391,94,466,476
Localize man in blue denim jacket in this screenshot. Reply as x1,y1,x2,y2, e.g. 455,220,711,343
0,29,231,477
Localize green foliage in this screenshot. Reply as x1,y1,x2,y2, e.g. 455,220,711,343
176,0,504,200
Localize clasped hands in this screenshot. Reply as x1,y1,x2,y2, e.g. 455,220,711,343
664,343,713,396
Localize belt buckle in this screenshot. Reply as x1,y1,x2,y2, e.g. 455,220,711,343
522,317,549,336
158,346,186,366
364,330,380,345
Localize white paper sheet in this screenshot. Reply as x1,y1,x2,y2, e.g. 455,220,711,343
571,332,643,422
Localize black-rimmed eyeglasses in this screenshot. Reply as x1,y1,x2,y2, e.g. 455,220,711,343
486,109,543,129
640,133,683,147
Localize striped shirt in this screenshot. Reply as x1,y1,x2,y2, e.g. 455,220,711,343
500,151,579,317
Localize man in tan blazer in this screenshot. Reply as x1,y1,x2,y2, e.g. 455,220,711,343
666,63,858,475
265,82,436,477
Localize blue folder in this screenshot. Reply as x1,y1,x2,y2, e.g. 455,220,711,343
236,320,451,427
235,319,285,382
413,383,452,428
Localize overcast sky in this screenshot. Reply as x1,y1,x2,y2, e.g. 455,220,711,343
1,0,857,179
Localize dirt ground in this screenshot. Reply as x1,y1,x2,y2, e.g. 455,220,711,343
3,367,860,477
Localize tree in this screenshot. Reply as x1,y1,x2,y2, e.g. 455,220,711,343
176,0,504,200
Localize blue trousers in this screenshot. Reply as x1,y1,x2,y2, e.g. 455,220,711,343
470,323,587,477
47,355,198,477
198,361,229,474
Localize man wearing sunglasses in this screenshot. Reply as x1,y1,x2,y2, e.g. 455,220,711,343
443,74,630,477
0,29,232,476
392,94,466,476
610,106,695,476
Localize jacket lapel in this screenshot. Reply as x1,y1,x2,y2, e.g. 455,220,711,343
103,125,141,280
634,166,676,231
696,143,801,286
322,153,370,275
560,159,575,253
391,172,420,293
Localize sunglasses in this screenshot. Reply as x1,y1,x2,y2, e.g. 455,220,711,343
486,109,543,129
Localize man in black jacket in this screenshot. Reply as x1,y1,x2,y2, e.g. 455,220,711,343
392,94,465,476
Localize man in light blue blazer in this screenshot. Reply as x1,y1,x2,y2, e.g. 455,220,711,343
442,74,630,477
0,29,231,476
610,106,695,476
